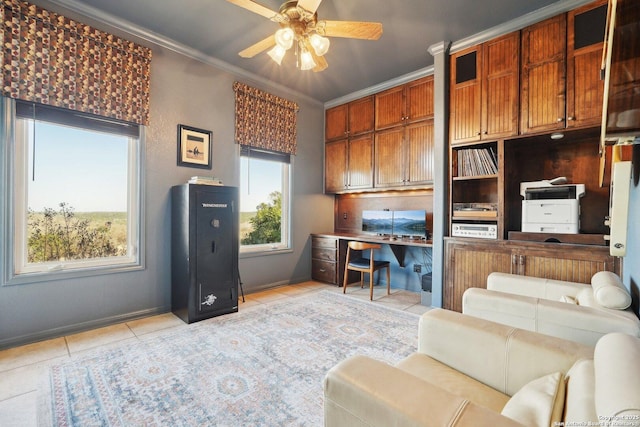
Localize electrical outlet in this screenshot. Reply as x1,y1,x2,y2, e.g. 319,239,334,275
413,264,422,273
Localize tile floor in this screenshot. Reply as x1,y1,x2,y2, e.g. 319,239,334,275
0,281,430,426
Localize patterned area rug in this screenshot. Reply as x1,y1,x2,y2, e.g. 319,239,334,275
39,290,419,426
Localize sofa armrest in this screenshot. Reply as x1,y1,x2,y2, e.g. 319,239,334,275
487,272,590,300
323,354,524,427
463,288,640,346
418,309,592,396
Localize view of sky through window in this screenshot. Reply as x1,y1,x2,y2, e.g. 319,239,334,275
26,121,129,213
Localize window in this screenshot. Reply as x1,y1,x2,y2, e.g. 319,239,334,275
2,99,144,284
239,147,291,254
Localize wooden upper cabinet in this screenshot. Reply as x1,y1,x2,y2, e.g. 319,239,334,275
325,96,374,141
325,135,374,193
406,120,434,185
348,96,375,136
450,32,519,144
566,0,607,129
406,77,434,122
346,133,374,190
325,104,348,141
325,139,348,193
521,14,567,134
375,76,434,130
450,46,481,143
374,120,434,188
482,32,520,139
374,127,405,187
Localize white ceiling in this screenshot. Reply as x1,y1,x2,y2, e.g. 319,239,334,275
45,0,590,104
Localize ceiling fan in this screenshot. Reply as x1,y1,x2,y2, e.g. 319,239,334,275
226,0,383,72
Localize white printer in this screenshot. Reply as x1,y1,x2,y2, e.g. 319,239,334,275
520,177,585,234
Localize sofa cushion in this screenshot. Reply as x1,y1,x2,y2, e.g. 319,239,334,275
591,272,631,310
594,333,640,422
564,359,598,426
501,372,565,427
397,353,510,413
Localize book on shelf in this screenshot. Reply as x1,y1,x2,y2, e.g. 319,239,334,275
457,147,498,177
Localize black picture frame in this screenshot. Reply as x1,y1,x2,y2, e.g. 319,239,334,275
177,124,212,169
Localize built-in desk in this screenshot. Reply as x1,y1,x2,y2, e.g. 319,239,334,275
311,233,432,285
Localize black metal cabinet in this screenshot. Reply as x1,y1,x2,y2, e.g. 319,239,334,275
171,184,239,323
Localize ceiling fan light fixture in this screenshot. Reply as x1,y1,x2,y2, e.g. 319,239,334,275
267,45,287,65
274,27,295,50
300,48,317,70
309,33,330,56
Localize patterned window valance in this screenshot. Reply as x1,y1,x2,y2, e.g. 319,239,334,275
233,81,298,155
1,0,152,125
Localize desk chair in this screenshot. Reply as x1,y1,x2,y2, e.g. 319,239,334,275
343,241,391,301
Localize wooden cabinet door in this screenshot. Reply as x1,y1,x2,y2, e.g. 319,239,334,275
521,14,567,134
374,127,405,188
567,0,607,129
443,239,513,312
450,45,482,144
347,134,374,190
406,75,434,123
375,86,405,130
325,139,347,193
482,32,520,139
348,96,375,136
406,120,434,185
518,244,620,283
325,104,348,141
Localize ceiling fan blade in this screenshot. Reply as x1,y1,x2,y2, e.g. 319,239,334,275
312,54,328,72
297,0,323,14
301,37,328,72
226,0,279,20
322,20,383,40
239,35,275,58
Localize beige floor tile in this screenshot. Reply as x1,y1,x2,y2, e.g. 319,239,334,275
65,323,136,355
0,391,37,427
0,356,66,401
246,289,289,304
406,304,432,315
0,338,68,372
273,285,313,297
127,313,185,337
238,298,262,310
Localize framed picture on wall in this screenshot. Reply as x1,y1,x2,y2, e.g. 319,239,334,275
177,124,212,169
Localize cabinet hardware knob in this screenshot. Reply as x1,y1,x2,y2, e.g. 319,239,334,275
567,116,575,121
483,131,488,134
557,118,564,122
319,268,326,272
476,132,481,136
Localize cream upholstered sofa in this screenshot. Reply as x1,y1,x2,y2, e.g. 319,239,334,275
324,308,640,427
462,271,640,346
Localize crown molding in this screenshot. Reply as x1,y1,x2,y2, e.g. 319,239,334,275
324,66,434,109
449,0,594,54
428,41,451,57
46,0,324,107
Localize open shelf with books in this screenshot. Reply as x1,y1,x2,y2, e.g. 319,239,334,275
450,141,502,230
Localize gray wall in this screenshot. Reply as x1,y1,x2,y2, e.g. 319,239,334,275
622,147,640,317
0,36,333,348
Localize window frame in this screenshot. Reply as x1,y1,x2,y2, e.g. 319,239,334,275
239,146,293,257
0,97,146,286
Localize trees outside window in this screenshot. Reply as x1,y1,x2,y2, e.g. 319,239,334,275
239,150,290,253
2,99,143,283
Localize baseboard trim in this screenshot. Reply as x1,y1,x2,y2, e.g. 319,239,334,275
0,306,169,350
